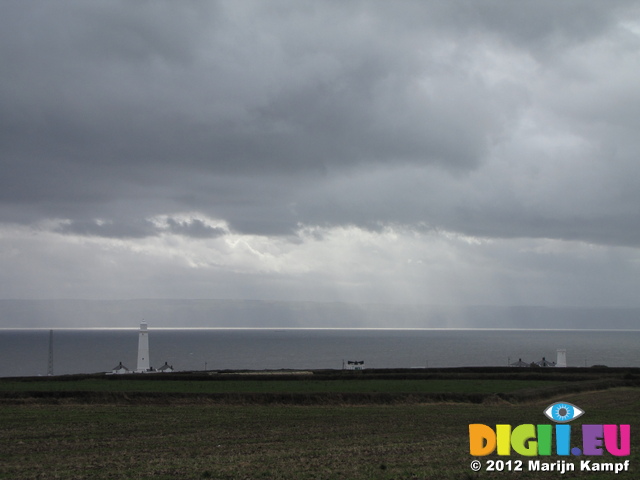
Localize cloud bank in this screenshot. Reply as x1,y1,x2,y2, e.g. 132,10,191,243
1,1,639,325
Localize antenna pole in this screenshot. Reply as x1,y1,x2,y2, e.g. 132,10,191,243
47,330,54,376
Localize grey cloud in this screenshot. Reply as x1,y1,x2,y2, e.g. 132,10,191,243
1,2,495,175
54,216,228,240
165,218,226,239
56,218,158,239
0,0,639,247
295,155,640,248
448,1,632,49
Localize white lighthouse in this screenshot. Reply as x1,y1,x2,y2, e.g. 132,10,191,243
136,321,150,372
556,349,567,368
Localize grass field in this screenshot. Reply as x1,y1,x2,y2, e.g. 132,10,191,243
0,370,638,479
0,378,560,394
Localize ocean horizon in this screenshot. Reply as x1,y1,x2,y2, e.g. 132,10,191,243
1,328,638,378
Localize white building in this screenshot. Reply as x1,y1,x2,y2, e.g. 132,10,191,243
111,362,129,374
535,356,556,367
136,321,150,373
158,362,174,373
509,358,529,367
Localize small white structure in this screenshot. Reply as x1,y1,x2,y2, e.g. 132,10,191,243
158,362,174,373
536,356,556,367
136,321,150,373
510,358,529,367
111,362,129,374
344,360,365,371
556,349,567,368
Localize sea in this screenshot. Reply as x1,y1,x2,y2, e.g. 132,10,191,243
0,328,638,378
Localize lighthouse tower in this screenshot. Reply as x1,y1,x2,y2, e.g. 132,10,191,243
136,321,150,372
556,349,567,368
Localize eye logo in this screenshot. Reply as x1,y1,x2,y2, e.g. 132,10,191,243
543,402,584,423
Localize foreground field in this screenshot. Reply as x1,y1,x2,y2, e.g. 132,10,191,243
0,388,638,479
0,367,634,406
0,377,559,395
0,370,638,479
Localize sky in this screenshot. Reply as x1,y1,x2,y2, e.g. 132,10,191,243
1,1,640,325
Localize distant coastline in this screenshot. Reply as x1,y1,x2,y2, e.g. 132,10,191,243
1,299,640,329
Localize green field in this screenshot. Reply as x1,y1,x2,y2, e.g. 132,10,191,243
1,370,638,479
0,378,558,394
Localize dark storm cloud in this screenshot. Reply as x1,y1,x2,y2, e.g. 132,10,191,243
1,1,491,175
1,1,639,245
